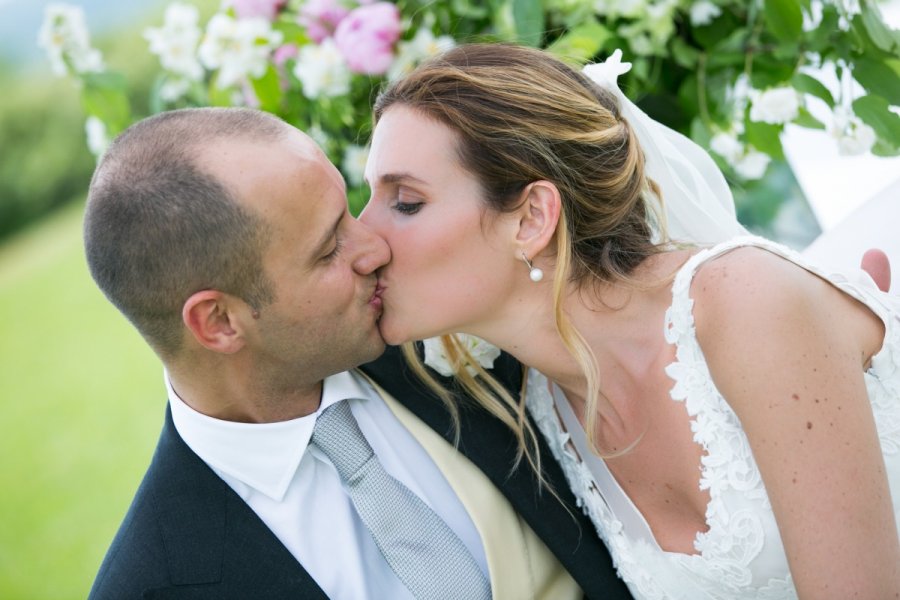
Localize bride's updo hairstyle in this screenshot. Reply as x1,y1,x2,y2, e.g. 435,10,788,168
375,44,665,462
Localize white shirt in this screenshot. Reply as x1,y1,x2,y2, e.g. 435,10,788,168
166,369,488,600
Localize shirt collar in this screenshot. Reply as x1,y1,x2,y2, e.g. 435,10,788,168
166,369,372,501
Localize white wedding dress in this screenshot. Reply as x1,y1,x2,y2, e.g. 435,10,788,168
525,236,900,599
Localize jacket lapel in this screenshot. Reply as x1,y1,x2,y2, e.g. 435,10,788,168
359,346,633,600
146,407,329,598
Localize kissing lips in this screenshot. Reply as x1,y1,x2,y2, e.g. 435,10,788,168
369,282,385,313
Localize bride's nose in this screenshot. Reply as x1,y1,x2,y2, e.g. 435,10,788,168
350,217,391,275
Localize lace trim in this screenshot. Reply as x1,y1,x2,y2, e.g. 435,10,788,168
525,369,670,599
664,237,773,592
526,235,900,599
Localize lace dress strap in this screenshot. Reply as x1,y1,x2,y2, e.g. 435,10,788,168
666,235,897,349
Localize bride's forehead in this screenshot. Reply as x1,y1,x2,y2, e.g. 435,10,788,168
368,109,462,175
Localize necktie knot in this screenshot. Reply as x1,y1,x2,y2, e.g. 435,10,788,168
311,400,373,481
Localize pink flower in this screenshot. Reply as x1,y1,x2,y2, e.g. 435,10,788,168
273,43,298,66
228,0,287,21
299,0,350,43
273,43,298,91
334,2,401,75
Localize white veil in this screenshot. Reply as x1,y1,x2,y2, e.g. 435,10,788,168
582,50,747,245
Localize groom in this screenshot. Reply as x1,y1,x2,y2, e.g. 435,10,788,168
84,107,631,599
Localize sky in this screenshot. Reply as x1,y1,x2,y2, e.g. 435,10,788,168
0,0,163,68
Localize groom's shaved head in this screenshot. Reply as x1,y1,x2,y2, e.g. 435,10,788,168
84,107,285,357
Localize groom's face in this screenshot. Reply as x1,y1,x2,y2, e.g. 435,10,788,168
201,127,391,380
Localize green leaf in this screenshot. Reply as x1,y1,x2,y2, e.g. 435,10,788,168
689,116,712,148
793,106,826,129
80,72,131,135
706,52,746,69
546,18,611,64
713,25,750,53
852,58,900,105
745,119,785,160
671,37,700,69
251,65,283,114
208,75,234,107
871,137,899,157
791,73,835,107
451,0,490,19
808,5,840,50
764,0,803,42
692,10,742,49
860,1,897,53
511,0,544,47
677,73,700,117
273,18,309,46
853,94,900,150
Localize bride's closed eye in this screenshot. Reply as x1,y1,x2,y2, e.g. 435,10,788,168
391,188,424,215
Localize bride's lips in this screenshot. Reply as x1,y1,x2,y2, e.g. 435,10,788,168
369,282,385,311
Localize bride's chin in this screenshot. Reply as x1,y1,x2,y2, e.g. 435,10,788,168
376,318,411,347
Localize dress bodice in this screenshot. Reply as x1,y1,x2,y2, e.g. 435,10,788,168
524,236,900,599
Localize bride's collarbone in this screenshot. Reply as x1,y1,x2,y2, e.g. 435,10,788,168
599,388,712,555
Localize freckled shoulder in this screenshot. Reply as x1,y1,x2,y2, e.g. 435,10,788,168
688,246,817,339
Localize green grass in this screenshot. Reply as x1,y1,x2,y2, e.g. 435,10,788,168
0,200,163,599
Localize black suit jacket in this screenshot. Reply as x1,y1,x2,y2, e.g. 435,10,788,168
89,347,631,599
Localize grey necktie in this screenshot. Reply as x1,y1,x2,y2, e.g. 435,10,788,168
311,400,492,600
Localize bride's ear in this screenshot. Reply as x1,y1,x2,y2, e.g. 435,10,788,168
515,180,561,257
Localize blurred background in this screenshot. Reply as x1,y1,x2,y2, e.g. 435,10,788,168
0,0,897,597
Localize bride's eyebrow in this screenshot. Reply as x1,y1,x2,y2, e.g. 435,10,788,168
378,172,429,187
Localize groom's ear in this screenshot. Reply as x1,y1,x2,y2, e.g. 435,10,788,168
182,290,248,355
515,180,561,256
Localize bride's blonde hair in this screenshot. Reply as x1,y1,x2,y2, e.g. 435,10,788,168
375,44,666,468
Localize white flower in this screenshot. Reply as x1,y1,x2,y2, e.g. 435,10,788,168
749,86,801,124
710,130,771,180
837,0,861,28
594,0,645,19
293,38,351,99
423,335,501,377
159,77,192,102
307,124,330,150
198,13,283,89
610,0,678,55
733,150,770,180
342,144,369,187
689,1,722,26
623,30,654,56
144,3,204,81
38,3,104,76
644,0,678,38
710,131,743,163
802,1,824,31
388,28,455,81
85,116,109,158
829,107,876,156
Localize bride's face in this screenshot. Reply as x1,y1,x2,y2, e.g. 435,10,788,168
359,105,519,345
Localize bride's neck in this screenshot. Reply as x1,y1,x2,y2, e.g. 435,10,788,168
472,251,684,402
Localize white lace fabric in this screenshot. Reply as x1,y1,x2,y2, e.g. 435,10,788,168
525,236,900,600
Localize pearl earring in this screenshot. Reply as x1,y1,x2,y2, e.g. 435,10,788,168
521,252,544,282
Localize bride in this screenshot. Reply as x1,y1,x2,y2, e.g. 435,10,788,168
359,44,900,598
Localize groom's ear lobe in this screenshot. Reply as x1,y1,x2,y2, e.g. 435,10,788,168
515,180,561,256
182,290,248,355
